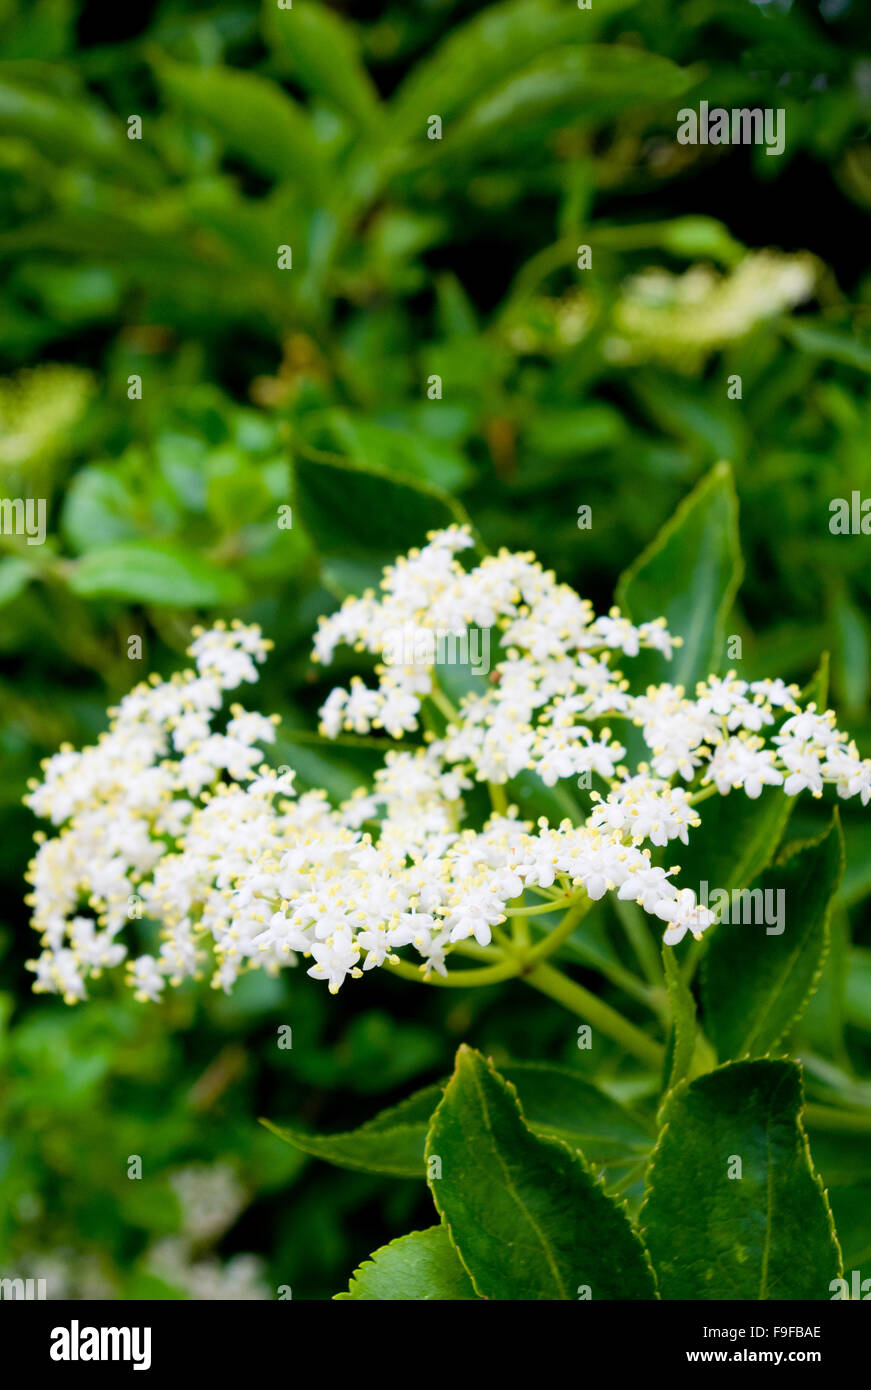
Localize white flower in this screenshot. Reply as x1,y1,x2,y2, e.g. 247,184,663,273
707,737,784,799
444,887,507,947
129,955,166,1003
617,858,678,912
653,889,716,945
22,534,870,1001
306,934,361,993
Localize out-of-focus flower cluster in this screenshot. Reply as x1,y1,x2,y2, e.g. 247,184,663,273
2,1163,270,1301
498,251,815,368
606,250,816,367
25,528,871,1002
146,1162,270,1301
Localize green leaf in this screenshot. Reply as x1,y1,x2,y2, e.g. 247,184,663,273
293,450,474,594
677,786,793,913
675,655,829,898
640,1060,841,1299
632,376,745,463
802,1129,871,1272
153,59,325,197
426,1046,656,1299
273,735,377,806
703,815,844,1061
433,46,693,162
661,948,699,1094
389,0,588,136
0,79,153,185
334,1226,477,1301
262,0,382,133
797,898,850,1060
0,555,34,606
833,592,871,716
314,413,473,494
783,320,871,374
390,1,653,138
66,541,246,606
523,404,625,459
504,1063,652,1159
262,1062,650,1177
617,460,743,689
260,1083,443,1177
839,818,871,908
61,465,142,552
845,947,871,1032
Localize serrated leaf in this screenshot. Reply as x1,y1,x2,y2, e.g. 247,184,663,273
334,1226,477,1301
661,948,699,1094
260,1083,442,1177
802,1129,871,1272
702,815,844,1061
426,1046,656,1299
66,541,246,606
617,460,742,690
799,903,849,1058
262,1062,650,1177
639,1060,841,1299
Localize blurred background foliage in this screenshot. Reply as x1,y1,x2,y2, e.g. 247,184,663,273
2,0,871,1298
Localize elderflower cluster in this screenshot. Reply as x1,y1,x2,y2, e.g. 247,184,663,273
606,251,815,367
24,529,871,1003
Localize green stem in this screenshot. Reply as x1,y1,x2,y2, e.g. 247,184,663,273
384,893,591,986
428,687,460,725
522,961,664,1069
612,898,664,991
607,1157,649,1195
504,895,576,917
593,963,665,1018
513,917,531,949
490,922,515,952
384,956,522,988
385,894,664,1063
451,940,501,963
523,891,594,965
687,783,719,807
504,896,664,1016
